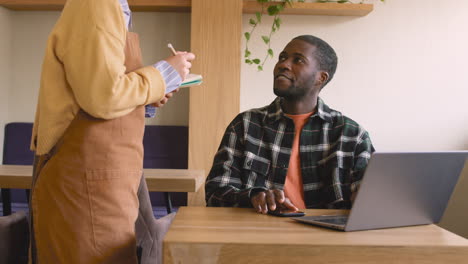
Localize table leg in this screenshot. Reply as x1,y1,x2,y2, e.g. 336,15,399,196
1,188,12,216
164,192,173,214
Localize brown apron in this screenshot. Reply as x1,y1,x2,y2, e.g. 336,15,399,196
30,32,153,264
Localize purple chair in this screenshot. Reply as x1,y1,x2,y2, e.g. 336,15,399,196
1,123,34,216
143,126,188,213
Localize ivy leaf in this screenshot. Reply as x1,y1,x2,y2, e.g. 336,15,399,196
245,59,253,65
256,12,262,23
337,0,349,3
268,49,274,58
249,18,256,25
245,49,251,58
262,36,270,44
274,17,281,30
244,32,250,41
267,5,280,16
258,65,263,71
252,59,261,64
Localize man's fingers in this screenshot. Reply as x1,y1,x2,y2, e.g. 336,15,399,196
281,198,299,212
265,190,276,211
251,192,266,213
272,189,285,203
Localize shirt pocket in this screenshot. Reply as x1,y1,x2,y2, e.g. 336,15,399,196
85,169,142,255
243,151,271,176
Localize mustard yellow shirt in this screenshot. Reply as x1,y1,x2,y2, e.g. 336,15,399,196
31,0,166,155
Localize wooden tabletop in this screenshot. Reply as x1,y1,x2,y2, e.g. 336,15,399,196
0,165,204,192
163,207,468,264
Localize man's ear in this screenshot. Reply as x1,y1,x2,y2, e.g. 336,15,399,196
316,71,329,88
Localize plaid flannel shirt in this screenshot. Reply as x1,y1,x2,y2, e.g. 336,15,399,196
205,97,375,209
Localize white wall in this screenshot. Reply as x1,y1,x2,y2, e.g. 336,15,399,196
0,7,11,164
7,11,191,126
241,0,468,151
241,0,468,237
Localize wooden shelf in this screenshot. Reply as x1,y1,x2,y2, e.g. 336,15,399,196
0,0,372,16
244,1,373,16
0,0,192,12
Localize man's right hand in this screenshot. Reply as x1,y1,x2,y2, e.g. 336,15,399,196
251,189,298,214
165,51,196,81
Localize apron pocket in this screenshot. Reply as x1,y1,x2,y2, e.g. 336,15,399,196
85,169,142,255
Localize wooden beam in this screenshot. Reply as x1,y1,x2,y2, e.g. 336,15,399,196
0,0,192,12
0,0,372,16
243,1,373,16
188,0,242,206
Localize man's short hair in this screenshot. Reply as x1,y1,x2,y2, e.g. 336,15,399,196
293,35,338,88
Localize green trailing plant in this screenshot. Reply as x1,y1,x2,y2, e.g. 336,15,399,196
244,0,385,71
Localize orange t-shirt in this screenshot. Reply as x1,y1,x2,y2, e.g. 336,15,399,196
283,112,314,209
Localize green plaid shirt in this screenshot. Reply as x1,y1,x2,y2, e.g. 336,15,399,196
205,97,375,209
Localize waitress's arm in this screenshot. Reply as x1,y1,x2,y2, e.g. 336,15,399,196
62,26,166,120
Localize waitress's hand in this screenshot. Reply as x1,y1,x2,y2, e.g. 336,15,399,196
151,89,179,108
165,51,195,81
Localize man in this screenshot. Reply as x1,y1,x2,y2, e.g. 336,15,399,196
29,0,194,263
205,35,374,214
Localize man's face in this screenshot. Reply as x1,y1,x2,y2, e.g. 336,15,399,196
273,39,322,100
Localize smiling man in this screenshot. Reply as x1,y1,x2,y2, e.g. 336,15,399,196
205,35,375,214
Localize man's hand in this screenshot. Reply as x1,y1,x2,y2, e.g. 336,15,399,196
251,189,298,214
151,88,179,108
165,51,195,81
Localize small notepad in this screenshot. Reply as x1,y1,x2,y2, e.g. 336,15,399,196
180,73,203,88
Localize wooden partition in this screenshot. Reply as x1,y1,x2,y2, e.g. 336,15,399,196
188,0,242,206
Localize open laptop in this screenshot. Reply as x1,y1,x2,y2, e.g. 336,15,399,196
292,151,468,231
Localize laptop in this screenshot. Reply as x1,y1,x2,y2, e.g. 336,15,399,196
292,151,468,231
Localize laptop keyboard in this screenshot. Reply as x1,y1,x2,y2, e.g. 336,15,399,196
312,215,349,225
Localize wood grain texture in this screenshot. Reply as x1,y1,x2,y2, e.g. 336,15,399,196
163,207,468,264
188,0,242,206
0,0,372,16
0,0,191,12
243,1,373,16
0,165,204,192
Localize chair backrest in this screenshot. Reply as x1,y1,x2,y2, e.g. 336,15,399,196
143,126,189,207
143,125,188,169
2,123,34,165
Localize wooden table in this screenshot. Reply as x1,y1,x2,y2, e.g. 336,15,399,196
163,207,468,264
0,165,205,214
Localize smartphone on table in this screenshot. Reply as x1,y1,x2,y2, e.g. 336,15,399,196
267,210,305,217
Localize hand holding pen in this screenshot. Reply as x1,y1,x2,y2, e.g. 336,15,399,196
164,43,195,82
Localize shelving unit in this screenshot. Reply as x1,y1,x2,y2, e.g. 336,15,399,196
0,0,372,16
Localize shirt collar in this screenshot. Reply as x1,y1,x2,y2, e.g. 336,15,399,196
265,97,333,124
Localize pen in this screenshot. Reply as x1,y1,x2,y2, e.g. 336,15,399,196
167,43,177,56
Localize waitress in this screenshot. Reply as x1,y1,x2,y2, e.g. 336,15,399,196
29,0,195,263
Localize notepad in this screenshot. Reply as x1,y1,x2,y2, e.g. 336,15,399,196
180,73,203,88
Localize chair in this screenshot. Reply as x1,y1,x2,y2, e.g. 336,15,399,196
143,126,188,214
0,211,29,264
1,123,34,216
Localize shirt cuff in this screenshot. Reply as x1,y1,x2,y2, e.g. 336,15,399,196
153,60,182,94
145,105,157,118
